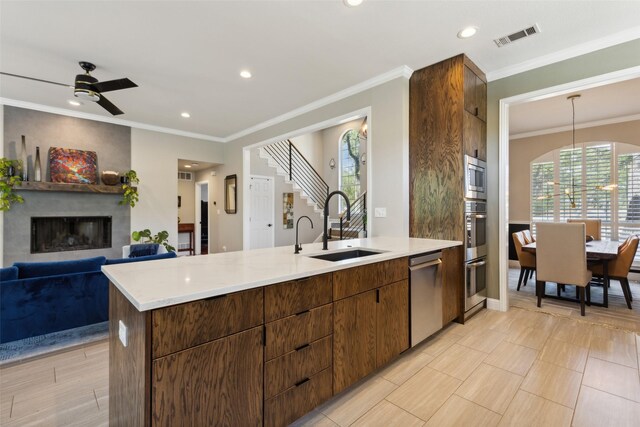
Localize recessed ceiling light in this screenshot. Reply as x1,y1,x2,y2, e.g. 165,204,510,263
184,164,192,168
457,26,478,39
181,112,191,118
344,0,363,6
191,163,199,167
240,70,252,79
68,100,82,106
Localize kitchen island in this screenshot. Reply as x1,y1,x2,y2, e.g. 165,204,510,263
104,237,462,427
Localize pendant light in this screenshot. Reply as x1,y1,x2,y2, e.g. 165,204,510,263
537,93,617,205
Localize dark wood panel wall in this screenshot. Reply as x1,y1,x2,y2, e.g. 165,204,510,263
109,283,151,427
409,55,466,241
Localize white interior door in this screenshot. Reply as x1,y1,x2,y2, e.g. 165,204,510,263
250,175,274,249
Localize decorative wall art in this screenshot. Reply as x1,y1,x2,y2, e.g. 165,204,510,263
49,147,98,184
283,192,294,229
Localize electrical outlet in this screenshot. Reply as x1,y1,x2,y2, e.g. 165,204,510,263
374,207,387,218
118,320,128,347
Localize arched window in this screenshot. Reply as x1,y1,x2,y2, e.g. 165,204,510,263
338,129,361,211
531,141,640,250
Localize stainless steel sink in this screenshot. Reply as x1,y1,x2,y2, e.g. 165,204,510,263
309,249,384,262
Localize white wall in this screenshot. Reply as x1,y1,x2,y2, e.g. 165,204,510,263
250,148,323,247
178,177,195,224
131,128,225,250
195,167,220,253
215,77,409,253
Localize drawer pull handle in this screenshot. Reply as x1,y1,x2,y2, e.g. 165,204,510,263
295,343,310,352
296,277,311,283
295,309,310,316
295,378,310,387
205,294,227,301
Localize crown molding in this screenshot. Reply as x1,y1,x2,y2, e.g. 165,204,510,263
223,65,413,142
510,113,640,140
0,98,225,143
487,26,640,82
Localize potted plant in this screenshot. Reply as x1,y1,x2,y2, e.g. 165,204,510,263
131,229,176,252
119,169,139,207
0,157,24,211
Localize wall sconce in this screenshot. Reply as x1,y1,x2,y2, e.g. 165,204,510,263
329,158,336,169
360,153,367,165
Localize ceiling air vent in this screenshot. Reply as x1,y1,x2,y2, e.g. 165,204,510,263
494,23,541,47
178,171,193,181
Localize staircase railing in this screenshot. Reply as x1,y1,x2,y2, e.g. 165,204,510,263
262,139,329,210
337,191,367,239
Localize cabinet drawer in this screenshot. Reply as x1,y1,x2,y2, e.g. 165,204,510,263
265,273,332,322
333,257,408,300
152,288,263,358
265,303,332,361
265,335,332,399
264,367,333,427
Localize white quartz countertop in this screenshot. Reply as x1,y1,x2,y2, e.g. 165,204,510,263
102,237,461,312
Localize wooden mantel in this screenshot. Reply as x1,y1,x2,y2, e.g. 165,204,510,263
15,181,130,194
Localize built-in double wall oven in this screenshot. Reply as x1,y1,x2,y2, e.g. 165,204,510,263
465,176,487,314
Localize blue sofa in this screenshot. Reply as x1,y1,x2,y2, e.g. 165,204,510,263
0,251,176,344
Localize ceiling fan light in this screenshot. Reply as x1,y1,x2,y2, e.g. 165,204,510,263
74,88,100,102
344,0,363,7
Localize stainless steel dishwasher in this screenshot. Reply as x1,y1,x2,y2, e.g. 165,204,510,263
409,251,443,347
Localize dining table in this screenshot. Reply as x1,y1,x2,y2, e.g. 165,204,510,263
522,239,619,308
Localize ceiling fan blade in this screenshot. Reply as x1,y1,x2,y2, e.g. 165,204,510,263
0,71,73,88
96,95,124,115
91,78,137,93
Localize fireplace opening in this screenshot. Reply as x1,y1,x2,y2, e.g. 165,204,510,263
31,216,112,254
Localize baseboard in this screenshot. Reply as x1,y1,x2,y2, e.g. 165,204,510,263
486,298,503,311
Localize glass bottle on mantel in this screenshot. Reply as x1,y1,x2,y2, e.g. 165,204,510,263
34,146,42,182
20,135,28,181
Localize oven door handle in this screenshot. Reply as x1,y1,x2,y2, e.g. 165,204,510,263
466,260,487,268
467,214,486,219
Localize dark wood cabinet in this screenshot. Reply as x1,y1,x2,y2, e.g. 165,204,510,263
152,288,263,358
463,112,487,161
333,267,409,394
463,64,487,122
376,280,409,368
333,289,377,393
409,54,487,242
442,246,464,324
152,326,263,426
263,277,334,427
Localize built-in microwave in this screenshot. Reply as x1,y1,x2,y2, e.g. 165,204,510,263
464,155,487,200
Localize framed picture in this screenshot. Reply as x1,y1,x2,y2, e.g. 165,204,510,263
49,147,98,184
283,192,294,229
225,174,237,214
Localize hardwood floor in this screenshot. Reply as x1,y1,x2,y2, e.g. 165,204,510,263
2,288,639,426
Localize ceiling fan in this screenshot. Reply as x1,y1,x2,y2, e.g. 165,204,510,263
0,61,137,115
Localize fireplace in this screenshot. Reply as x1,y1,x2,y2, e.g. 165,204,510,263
31,216,112,254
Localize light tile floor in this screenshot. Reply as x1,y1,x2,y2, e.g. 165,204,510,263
2,302,639,426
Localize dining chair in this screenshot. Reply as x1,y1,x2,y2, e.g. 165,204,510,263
523,229,535,243
589,235,638,309
512,231,536,291
535,222,592,316
567,219,602,240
